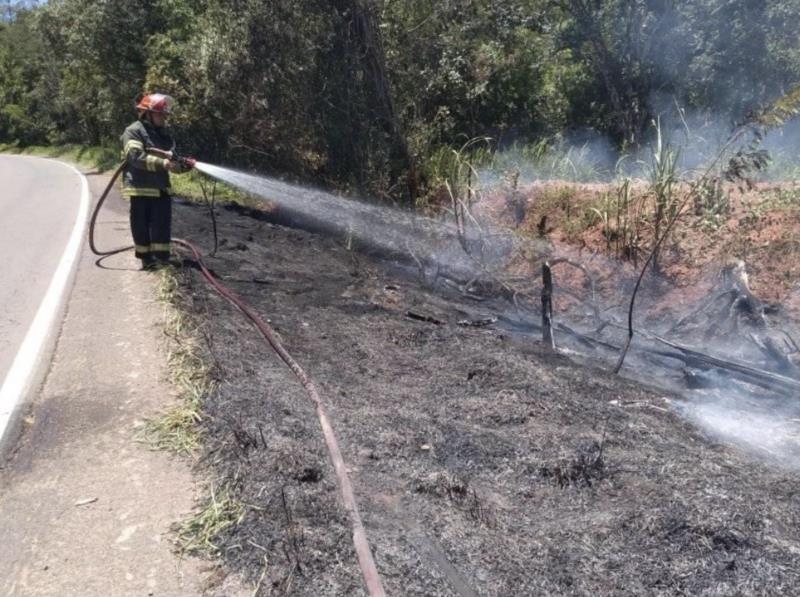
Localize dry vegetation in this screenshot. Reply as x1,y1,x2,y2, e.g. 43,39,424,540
480,178,800,320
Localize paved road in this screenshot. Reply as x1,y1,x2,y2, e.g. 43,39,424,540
0,156,82,378
0,155,86,443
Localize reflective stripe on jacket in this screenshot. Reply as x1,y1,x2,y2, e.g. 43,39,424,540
120,120,174,197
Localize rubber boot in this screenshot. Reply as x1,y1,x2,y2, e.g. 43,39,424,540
140,254,157,271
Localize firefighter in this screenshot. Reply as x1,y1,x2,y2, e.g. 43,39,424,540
120,93,193,270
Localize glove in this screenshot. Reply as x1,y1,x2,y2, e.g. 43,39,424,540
166,158,194,174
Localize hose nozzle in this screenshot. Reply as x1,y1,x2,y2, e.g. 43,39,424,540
145,147,196,170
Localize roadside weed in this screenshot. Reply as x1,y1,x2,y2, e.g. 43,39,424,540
141,268,211,455
175,483,245,556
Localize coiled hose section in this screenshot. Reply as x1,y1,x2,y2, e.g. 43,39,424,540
89,163,387,597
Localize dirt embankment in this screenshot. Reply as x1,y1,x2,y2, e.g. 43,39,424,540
483,180,800,320
170,200,800,596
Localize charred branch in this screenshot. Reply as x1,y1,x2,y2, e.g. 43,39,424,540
652,335,800,396
751,334,800,378
542,262,555,350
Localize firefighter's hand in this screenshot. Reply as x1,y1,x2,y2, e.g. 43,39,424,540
165,159,192,173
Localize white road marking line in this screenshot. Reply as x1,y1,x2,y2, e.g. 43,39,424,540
0,157,90,444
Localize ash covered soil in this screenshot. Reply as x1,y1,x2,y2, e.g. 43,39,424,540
171,199,800,596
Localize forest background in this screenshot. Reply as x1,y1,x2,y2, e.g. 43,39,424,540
2,0,800,203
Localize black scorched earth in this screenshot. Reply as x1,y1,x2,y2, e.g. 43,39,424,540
170,199,800,596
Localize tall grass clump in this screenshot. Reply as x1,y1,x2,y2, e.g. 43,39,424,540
646,120,682,271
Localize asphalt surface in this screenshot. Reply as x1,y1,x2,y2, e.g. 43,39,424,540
0,156,82,393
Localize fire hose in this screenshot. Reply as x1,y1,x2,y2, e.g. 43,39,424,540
88,160,387,597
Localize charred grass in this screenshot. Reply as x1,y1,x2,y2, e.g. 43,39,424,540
167,200,800,596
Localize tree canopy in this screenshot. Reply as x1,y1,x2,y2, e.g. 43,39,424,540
2,0,799,200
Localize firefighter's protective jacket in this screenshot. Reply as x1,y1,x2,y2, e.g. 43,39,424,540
120,119,176,198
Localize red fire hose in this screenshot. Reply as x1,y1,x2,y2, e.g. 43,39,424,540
88,161,130,256
89,163,387,597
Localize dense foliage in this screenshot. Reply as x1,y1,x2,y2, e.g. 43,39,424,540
2,0,800,201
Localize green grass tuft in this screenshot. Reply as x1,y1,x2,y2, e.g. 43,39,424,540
175,483,245,556
0,142,119,171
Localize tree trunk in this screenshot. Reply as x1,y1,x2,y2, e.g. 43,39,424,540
331,0,419,202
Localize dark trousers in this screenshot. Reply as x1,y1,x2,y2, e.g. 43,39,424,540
130,192,172,261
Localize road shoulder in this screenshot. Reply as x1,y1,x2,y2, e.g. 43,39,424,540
0,166,242,596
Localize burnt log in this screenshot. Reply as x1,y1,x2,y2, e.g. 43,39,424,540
720,259,767,330
652,335,800,396
751,334,800,378
670,260,768,338
683,368,723,390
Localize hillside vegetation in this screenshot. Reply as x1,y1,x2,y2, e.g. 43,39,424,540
3,0,800,202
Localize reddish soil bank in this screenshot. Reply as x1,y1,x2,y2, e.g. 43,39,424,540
480,180,800,321
171,199,799,596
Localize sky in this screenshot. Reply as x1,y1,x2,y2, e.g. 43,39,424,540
2,0,44,21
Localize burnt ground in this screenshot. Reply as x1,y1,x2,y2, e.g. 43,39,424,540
170,199,800,596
